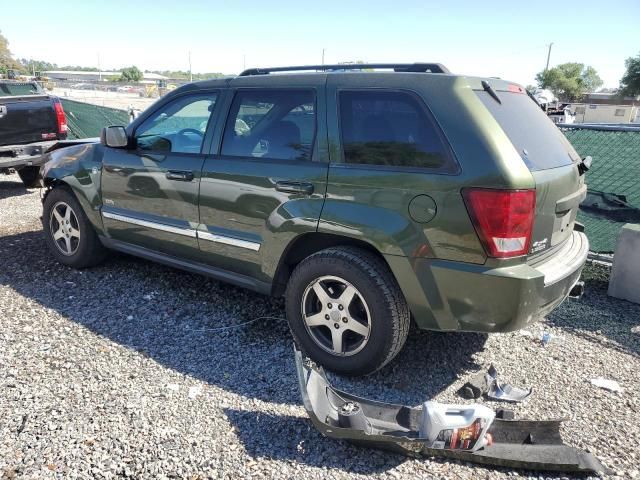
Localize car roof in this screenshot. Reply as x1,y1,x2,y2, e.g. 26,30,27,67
188,62,453,89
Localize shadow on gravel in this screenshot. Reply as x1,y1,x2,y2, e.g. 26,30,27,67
0,180,30,199
224,408,406,473
0,229,487,408
0,229,495,474
546,264,640,357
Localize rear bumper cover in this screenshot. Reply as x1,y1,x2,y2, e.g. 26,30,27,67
385,231,589,332
295,347,608,474
0,141,57,170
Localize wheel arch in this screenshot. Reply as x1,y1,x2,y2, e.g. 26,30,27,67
42,174,105,235
41,143,106,235
271,232,389,297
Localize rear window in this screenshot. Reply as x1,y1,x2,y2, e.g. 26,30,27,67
476,90,577,171
339,90,456,172
0,82,42,97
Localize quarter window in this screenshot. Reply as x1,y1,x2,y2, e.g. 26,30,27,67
135,93,218,154
339,90,452,170
221,89,315,161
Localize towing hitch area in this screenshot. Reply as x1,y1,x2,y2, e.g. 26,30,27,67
569,280,585,299
294,347,608,475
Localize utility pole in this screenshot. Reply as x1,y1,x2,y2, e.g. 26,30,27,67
188,51,193,82
97,53,102,82
544,42,553,72
322,48,325,65
243,54,246,71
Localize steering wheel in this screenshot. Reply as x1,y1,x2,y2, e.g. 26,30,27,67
177,128,204,138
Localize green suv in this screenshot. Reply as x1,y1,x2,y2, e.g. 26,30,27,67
40,63,588,376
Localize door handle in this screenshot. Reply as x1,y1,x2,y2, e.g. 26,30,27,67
166,170,194,182
275,181,314,195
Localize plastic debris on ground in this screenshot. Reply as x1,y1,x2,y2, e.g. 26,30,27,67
590,377,623,393
294,346,609,475
459,365,532,403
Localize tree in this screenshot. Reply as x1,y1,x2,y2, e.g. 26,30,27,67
535,63,603,101
58,65,99,72
119,66,143,82
0,30,23,74
619,53,640,97
18,58,58,75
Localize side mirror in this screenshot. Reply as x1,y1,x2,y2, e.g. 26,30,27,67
100,126,128,148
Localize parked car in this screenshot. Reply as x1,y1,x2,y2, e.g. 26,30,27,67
116,85,138,93
39,63,589,376
70,83,96,90
0,80,67,187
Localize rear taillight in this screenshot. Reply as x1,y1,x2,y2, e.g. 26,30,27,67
462,188,536,258
53,100,68,135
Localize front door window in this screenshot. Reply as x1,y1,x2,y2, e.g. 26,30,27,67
135,93,218,154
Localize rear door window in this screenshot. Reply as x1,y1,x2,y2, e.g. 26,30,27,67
476,90,578,171
221,89,315,161
338,90,456,172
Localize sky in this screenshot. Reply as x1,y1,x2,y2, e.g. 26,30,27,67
1,0,638,88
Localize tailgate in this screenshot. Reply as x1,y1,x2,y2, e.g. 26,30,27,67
475,85,586,257
0,96,58,147
530,166,586,253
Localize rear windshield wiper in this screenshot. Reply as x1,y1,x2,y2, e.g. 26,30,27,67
527,89,542,108
482,80,502,104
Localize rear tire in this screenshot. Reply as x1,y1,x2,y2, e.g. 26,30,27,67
18,166,40,188
43,187,107,268
285,246,410,376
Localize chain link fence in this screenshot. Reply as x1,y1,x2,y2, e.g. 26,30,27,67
61,99,130,140
562,124,640,253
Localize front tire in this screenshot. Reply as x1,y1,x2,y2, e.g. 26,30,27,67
285,247,410,376
17,166,40,188
43,187,107,268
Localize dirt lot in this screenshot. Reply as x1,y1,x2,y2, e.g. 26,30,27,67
1,173,639,479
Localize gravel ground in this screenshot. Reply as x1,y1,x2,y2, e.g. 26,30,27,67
1,173,639,479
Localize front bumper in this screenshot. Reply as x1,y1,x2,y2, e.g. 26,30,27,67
385,231,589,332
295,347,608,475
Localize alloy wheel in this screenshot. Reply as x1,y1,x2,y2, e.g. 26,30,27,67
301,275,371,356
49,201,81,256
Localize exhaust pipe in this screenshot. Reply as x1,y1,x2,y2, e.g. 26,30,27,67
569,281,585,299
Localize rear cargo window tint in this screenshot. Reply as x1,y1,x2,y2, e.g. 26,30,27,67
476,91,577,171
339,90,453,171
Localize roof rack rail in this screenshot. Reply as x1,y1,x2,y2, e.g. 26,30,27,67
239,63,450,76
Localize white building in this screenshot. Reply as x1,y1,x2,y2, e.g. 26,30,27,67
43,70,168,84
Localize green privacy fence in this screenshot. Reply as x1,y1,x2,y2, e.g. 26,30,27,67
58,98,639,253
562,126,640,253
61,99,130,140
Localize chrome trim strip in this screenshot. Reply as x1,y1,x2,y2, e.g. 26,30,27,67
197,230,261,252
102,211,197,238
